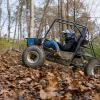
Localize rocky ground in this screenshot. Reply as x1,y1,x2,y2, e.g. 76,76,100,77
0,50,100,100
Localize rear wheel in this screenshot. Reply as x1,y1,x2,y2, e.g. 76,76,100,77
84,59,100,77
22,46,45,68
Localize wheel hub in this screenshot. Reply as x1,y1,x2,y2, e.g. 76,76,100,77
27,51,39,64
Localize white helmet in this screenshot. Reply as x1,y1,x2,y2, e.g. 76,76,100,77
62,29,76,39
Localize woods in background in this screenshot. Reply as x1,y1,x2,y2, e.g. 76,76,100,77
0,0,99,46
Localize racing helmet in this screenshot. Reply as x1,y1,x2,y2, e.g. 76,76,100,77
62,29,76,40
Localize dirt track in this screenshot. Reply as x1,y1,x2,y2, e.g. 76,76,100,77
0,50,100,100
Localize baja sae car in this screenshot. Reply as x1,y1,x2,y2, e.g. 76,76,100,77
22,19,100,76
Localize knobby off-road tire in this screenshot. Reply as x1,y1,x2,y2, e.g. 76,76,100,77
85,59,100,76
22,46,45,68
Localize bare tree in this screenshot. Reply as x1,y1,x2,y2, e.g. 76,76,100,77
37,0,51,37
7,0,11,41
29,0,35,38
19,0,23,39
24,0,35,38
0,0,2,38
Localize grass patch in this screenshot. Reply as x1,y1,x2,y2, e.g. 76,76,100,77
93,37,100,58
86,37,100,58
93,38,100,58
0,38,27,52
0,39,12,52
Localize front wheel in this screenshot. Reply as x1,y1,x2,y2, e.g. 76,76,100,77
22,46,45,68
84,59,100,77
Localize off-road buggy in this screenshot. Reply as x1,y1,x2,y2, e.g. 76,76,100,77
22,19,100,76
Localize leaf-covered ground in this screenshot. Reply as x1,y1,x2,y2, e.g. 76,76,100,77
0,50,100,100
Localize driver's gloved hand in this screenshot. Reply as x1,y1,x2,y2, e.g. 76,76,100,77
54,51,61,57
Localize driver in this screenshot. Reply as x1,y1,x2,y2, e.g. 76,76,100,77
43,29,77,57
59,29,77,52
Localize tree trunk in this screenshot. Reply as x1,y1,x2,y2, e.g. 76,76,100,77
7,0,11,41
0,0,2,38
29,0,35,38
62,0,66,30
19,0,23,40
13,12,18,44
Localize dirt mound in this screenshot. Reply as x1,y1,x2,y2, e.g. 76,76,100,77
0,50,100,100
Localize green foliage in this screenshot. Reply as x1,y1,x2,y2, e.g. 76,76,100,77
0,39,27,52
86,38,100,58
93,44,100,58
0,39,12,51
93,38,100,58
16,40,27,50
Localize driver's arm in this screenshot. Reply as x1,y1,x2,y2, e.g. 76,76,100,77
63,39,76,51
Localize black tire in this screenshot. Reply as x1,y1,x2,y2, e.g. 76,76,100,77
22,46,45,68
84,59,100,76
